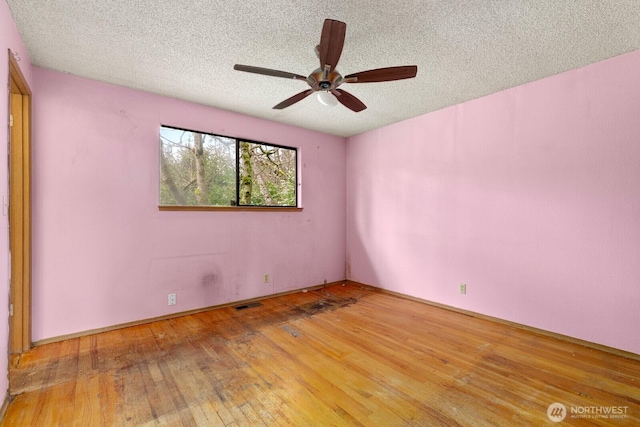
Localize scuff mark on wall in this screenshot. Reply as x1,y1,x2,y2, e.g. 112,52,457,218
148,253,229,307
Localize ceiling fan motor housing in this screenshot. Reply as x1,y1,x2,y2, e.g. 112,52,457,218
310,69,341,91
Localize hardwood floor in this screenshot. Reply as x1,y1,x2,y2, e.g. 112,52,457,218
3,284,639,426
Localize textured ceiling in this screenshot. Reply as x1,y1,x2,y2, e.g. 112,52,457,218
7,1,640,137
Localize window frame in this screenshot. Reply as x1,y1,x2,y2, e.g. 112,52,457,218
158,125,301,211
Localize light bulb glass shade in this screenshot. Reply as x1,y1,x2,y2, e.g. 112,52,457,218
316,91,338,107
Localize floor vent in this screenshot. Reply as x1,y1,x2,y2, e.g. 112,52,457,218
234,302,262,311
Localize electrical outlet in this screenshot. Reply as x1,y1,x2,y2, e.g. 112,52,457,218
264,274,269,283
459,284,466,294
168,293,177,306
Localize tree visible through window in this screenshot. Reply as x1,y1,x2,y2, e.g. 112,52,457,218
159,126,297,207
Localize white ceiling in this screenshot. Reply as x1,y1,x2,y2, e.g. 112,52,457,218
7,1,640,137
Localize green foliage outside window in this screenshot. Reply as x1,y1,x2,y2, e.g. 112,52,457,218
159,126,297,207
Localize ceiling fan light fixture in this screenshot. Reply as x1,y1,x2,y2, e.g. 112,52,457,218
317,91,338,107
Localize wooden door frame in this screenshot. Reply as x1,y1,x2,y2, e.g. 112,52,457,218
8,50,32,354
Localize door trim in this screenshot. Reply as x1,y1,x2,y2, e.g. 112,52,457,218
8,50,32,354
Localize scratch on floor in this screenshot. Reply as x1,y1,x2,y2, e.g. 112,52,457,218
281,325,300,338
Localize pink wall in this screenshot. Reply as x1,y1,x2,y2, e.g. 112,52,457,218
31,68,346,341
346,50,640,355
1,0,32,406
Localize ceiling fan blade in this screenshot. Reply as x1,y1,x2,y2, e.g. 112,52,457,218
345,66,418,83
234,64,307,81
334,89,367,112
273,90,314,109
318,19,346,71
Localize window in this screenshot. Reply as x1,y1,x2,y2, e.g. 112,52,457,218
159,126,297,208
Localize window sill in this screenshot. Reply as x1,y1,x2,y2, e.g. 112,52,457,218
159,205,303,212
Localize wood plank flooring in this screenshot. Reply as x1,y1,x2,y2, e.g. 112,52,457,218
3,284,640,426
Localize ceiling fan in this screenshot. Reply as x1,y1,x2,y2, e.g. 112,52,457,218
233,19,418,112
